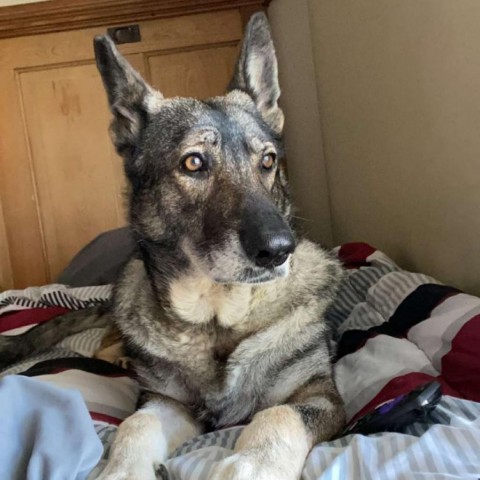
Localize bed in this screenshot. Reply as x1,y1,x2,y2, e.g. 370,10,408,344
1,242,479,479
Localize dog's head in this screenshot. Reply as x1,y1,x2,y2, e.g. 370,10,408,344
95,13,295,284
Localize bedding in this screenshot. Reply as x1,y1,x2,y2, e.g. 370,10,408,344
0,376,102,480
0,243,479,479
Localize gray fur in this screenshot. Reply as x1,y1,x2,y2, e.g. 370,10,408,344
0,13,346,477
0,305,110,367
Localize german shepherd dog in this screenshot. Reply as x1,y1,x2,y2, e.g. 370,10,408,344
0,13,345,480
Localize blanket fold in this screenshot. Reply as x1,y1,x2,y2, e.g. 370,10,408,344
0,376,103,480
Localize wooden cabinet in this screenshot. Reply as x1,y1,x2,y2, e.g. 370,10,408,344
0,1,267,289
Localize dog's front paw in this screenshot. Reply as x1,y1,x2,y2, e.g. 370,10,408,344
209,454,256,480
209,453,286,480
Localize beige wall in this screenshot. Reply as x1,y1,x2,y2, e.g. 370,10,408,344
271,0,480,294
268,0,333,245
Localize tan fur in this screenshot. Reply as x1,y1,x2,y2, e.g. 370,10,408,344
211,406,311,480
236,405,312,450
98,400,200,480
98,325,123,348
94,342,130,369
99,413,165,480
169,273,253,326
289,377,347,443
248,54,285,133
144,91,164,113
94,326,130,368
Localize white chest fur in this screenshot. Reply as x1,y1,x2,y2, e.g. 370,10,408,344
169,273,254,327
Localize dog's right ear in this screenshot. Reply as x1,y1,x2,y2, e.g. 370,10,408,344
228,12,284,134
94,35,162,156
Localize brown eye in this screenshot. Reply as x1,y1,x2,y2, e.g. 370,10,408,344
261,153,276,170
183,154,204,172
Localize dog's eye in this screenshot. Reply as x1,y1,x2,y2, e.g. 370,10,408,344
261,153,276,170
182,154,204,173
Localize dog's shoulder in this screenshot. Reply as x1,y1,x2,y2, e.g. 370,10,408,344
292,239,344,294
110,257,165,340
112,257,152,312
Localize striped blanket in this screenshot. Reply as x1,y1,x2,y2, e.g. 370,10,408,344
1,243,479,479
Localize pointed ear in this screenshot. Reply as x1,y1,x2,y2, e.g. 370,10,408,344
229,12,284,134
94,35,162,156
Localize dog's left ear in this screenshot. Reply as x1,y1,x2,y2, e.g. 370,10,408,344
229,12,284,134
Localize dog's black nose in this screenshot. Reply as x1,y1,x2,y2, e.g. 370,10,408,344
253,232,295,268
240,196,296,269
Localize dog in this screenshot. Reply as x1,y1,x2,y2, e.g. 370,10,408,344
0,12,346,480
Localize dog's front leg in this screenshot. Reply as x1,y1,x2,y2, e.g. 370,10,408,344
97,396,200,480
210,378,345,480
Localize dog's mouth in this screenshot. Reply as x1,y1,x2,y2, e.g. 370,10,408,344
214,255,291,285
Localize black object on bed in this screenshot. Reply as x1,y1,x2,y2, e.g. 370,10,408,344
57,227,135,287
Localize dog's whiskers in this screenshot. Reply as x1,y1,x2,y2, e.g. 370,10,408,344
291,215,315,223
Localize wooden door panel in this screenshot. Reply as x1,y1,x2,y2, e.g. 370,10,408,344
19,63,120,281
0,69,48,288
148,45,238,99
18,59,140,280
